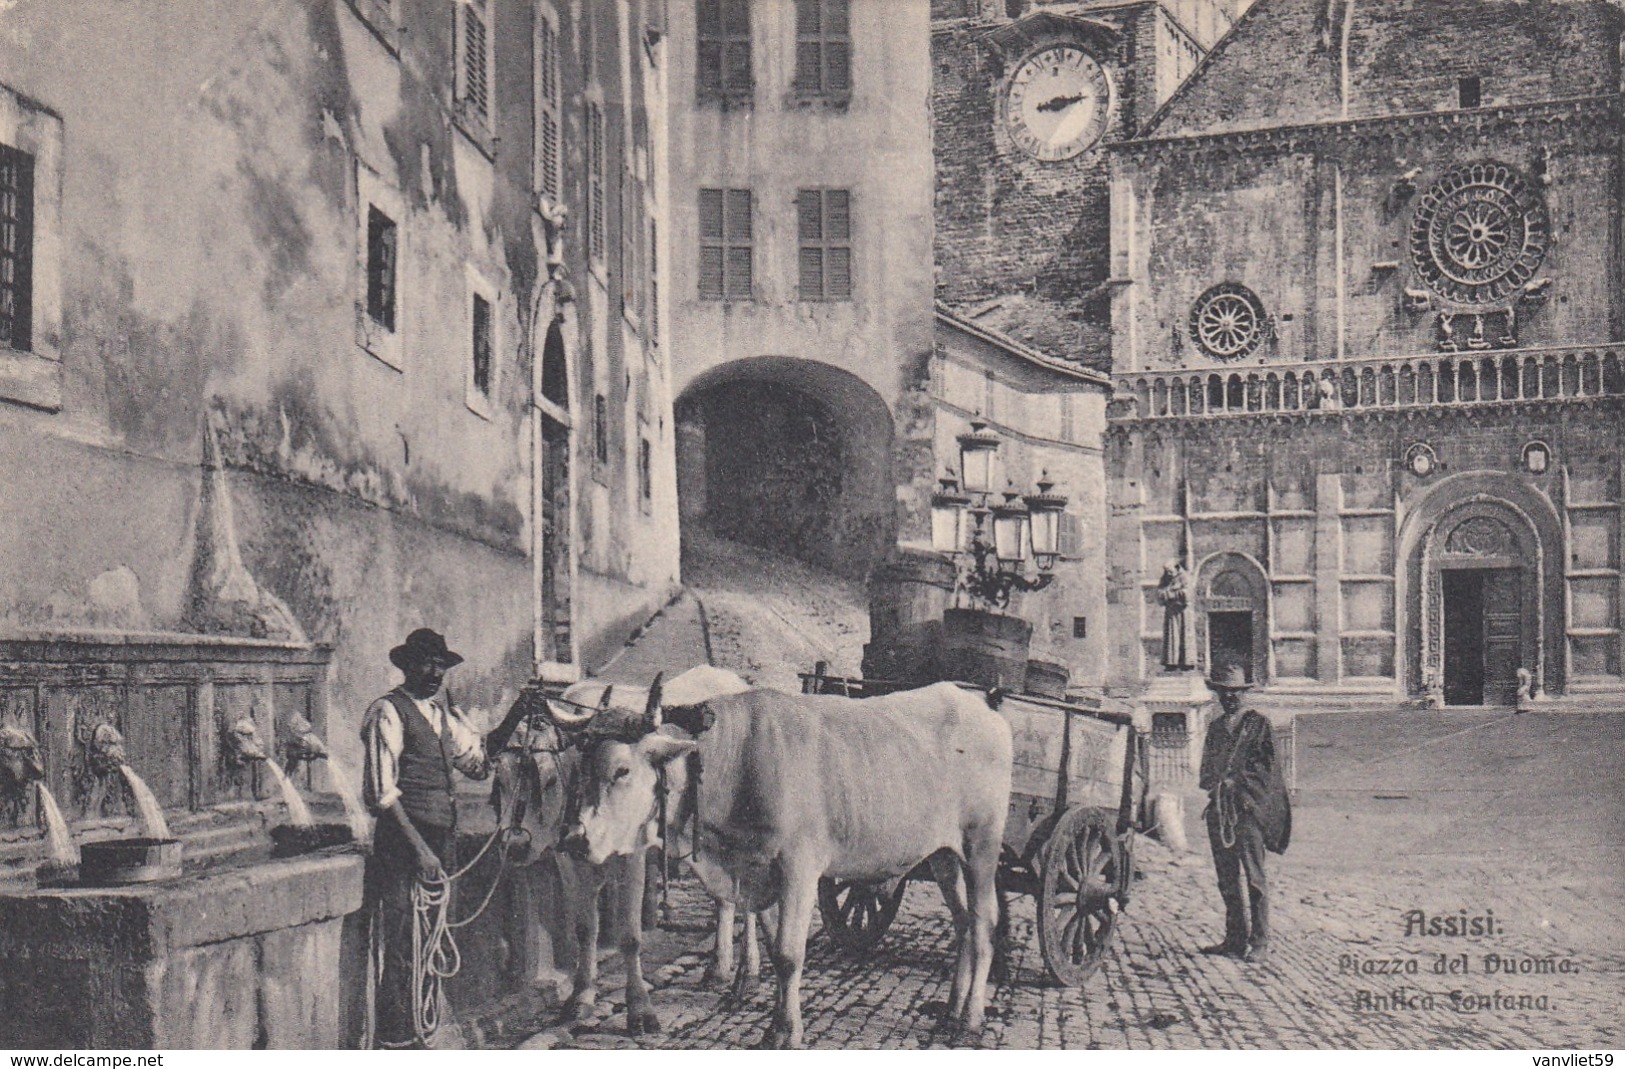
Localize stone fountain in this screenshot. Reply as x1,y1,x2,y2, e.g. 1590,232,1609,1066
0,632,365,1048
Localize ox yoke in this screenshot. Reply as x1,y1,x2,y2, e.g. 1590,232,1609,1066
685,682,1013,902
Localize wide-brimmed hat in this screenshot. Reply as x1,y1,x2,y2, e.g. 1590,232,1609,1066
1205,663,1253,692
389,628,465,671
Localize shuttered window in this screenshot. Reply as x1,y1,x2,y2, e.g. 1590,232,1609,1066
471,293,493,397
794,0,850,100
796,189,851,301
648,217,659,346
0,143,34,353
621,169,639,319
535,11,562,200
696,0,752,105
698,188,751,300
365,206,398,332
587,103,606,263
594,393,610,465
457,0,493,127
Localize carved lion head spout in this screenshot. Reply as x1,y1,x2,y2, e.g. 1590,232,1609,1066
0,726,45,799
284,715,328,773
87,723,127,776
225,718,269,766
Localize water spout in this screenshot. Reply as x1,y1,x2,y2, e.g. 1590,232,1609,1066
262,760,314,828
36,782,80,868
225,717,311,827
322,759,373,844
119,764,173,841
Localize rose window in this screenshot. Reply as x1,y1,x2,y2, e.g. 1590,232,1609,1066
1190,283,1267,361
1409,161,1548,305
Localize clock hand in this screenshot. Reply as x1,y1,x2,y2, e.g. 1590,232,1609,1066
1036,93,1086,114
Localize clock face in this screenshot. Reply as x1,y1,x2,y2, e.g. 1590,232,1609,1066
1004,45,1112,162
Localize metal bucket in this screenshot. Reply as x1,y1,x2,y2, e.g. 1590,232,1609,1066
78,838,183,885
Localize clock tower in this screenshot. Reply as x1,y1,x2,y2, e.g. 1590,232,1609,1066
932,0,1242,369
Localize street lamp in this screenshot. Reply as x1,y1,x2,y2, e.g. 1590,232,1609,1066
938,420,1069,609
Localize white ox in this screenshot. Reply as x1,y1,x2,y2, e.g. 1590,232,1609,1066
567,681,1014,1048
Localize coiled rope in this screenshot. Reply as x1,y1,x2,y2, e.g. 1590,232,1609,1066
374,823,513,1049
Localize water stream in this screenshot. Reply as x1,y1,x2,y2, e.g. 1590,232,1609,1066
261,760,314,828
35,783,79,865
119,763,173,841
322,759,373,843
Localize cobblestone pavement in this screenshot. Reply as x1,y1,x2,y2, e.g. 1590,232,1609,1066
502,708,1623,1050
512,838,1621,1051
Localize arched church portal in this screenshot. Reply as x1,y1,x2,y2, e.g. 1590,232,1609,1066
1418,502,1542,707
1195,552,1270,685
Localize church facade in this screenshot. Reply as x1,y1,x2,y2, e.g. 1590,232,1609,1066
1102,0,1625,709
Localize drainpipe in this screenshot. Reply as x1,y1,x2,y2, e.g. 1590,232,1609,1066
1334,0,1355,362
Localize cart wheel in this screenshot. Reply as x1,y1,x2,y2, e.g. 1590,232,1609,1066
1037,807,1126,987
817,876,907,952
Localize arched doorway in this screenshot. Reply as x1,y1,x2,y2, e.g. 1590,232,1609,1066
675,357,895,581
1421,503,1540,706
1195,552,1270,684
1398,475,1565,706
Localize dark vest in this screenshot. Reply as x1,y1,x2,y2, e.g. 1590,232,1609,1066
388,690,456,829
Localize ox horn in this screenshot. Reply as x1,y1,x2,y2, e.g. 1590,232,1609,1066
643,672,664,727
598,685,615,710
547,694,600,730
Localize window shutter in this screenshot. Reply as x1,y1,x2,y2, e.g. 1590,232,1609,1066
827,246,851,299
367,206,397,331
698,42,723,93
588,104,606,261
824,190,849,240
699,248,724,299
725,188,751,242
538,14,561,199
796,0,820,33
0,144,35,351
826,40,851,92
540,113,560,199
797,190,822,241
1058,512,1081,558
799,247,823,300
698,189,724,241
463,4,490,122
722,0,749,35
472,293,493,396
725,246,752,299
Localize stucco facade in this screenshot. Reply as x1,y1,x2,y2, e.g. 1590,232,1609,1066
0,0,677,780
667,0,938,580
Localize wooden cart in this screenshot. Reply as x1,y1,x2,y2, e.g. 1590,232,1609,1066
800,669,1147,988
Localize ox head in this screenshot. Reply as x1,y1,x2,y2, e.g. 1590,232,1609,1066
555,674,699,865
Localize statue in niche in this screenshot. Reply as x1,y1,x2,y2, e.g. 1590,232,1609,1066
1157,560,1192,671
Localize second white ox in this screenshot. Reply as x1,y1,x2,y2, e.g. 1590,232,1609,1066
567,681,1014,1048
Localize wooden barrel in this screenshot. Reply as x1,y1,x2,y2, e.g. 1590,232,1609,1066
940,608,1032,692
1025,658,1070,700
862,548,957,684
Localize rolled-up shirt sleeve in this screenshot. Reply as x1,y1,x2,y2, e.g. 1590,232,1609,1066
361,698,405,813
445,708,489,780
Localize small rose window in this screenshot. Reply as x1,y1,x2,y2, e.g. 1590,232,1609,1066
1190,283,1267,361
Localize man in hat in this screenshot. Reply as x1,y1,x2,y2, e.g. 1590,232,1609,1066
361,628,519,1047
1197,662,1289,963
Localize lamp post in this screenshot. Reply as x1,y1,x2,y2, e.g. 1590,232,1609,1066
932,418,1069,610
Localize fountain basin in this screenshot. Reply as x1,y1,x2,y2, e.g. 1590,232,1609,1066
0,851,364,1048
79,837,183,885
270,822,353,858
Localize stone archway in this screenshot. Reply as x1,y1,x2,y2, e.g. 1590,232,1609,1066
1398,474,1565,705
675,357,895,581
1194,551,1271,685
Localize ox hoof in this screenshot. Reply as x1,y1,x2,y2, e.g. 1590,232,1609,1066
627,1008,663,1036
561,994,598,1022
